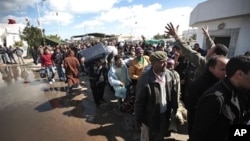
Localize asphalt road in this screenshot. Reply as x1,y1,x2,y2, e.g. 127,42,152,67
0,62,188,141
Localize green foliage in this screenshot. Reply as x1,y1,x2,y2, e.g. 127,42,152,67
46,34,61,41
190,34,197,40
13,40,24,47
153,33,167,40
20,26,43,49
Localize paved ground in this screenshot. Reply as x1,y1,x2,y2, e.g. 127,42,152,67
0,59,189,141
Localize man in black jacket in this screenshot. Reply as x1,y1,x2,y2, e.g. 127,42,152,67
189,55,250,141
88,59,108,107
186,55,229,136
52,48,65,81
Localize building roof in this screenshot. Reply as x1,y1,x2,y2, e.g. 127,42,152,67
190,0,250,26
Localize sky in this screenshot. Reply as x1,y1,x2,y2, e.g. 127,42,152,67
0,0,207,40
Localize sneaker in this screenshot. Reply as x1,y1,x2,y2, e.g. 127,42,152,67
49,81,53,84
51,79,55,83
76,85,82,89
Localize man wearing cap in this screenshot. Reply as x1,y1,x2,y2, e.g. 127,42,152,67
129,47,150,86
134,51,178,141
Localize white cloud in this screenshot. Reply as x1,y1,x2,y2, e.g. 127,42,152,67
48,0,119,13
73,3,192,38
41,11,74,26
0,0,194,39
74,20,104,28
0,0,37,13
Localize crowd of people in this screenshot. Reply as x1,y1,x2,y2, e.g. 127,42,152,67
0,45,25,65
24,22,250,141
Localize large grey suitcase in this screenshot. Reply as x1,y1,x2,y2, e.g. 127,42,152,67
78,43,107,63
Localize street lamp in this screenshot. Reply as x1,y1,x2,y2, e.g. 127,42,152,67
36,0,45,45
130,21,137,41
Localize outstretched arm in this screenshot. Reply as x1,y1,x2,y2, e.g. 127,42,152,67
165,23,206,69
201,26,215,59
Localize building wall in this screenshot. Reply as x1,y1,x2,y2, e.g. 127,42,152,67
0,23,28,57
192,13,250,57
235,15,250,55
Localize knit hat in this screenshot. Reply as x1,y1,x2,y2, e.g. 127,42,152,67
167,58,175,65
135,47,144,54
149,51,167,62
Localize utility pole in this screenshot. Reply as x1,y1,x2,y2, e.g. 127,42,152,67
56,12,60,36
36,1,46,45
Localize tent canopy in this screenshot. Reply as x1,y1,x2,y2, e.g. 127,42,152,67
145,39,165,45
71,32,116,39
42,37,62,46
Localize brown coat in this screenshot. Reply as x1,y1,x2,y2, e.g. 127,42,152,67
64,51,80,86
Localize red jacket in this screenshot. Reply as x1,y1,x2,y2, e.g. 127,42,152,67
41,53,54,67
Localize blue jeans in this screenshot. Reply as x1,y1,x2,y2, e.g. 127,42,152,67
55,64,65,80
45,65,55,81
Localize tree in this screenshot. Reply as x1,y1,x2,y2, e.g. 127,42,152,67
153,33,167,40
13,40,24,47
20,26,43,57
20,26,43,49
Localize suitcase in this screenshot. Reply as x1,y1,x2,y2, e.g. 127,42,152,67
78,43,107,64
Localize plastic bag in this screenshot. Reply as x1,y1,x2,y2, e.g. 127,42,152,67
39,68,46,78
114,86,127,99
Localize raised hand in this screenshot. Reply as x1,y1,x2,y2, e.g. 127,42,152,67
141,35,145,40
202,25,210,38
165,22,179,39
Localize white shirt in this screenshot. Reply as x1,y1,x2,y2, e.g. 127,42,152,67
153,71,167,113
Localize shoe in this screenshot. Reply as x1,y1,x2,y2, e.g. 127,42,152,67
51,79,55,83
66,86,72,93
60,77,66,81
76,85,82,89
49,81,53,84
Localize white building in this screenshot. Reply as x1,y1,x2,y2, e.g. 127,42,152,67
0,23,27,46
190,0,250,57
0,23,28,56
